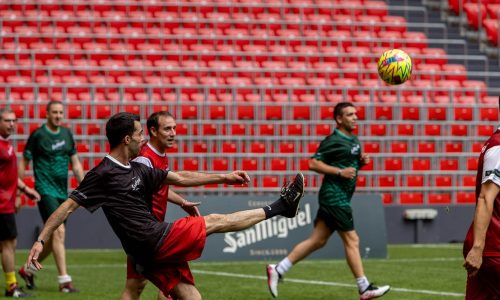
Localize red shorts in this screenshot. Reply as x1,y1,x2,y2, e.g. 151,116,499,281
466,256,500,300
126,256,144,280
143,216,206,295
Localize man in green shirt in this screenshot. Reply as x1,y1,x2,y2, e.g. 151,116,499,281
266,102,390,299
18,100,84,293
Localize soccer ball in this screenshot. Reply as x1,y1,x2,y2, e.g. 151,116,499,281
377,49,412,85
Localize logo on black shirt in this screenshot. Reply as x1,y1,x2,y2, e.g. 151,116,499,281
131,176,141,191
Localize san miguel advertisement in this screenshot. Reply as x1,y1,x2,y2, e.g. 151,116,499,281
166,194,388,261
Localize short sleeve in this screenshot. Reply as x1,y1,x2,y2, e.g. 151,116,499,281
133,156,153,168
312,137,333,161
69,170,106,212
67,129,77,157
133,162,168,197
482,145,500,187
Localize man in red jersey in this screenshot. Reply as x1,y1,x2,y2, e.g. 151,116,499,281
0,108,39,297
121,111,200,300
463,98,500,300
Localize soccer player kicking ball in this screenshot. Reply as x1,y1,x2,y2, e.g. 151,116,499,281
26,112,305,300
121,111,200,300
266,102,390,299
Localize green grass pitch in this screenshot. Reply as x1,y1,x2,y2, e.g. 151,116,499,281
13,244,465,299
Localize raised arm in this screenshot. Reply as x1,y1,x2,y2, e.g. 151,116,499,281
464,180,499,276
164,170,250,187
26,198,80,270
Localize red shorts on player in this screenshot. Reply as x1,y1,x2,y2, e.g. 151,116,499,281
466,256,500,300
126,256,144,280
143,216,206,295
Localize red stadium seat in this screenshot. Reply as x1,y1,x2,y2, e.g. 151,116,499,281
399,192,424,204
262,176,279,188
477,125,495,136
435,175,452,187
241,158,259,171
182,158,200,171
428,193,451,204
466,158,478,171
364,142,381,153
286,124,305,135
212,158,229,171
412,158,430,170
401,106,420,120
313,124,331,136
427,107,447,120
440,159,459,171
457,192,476,204
265,106,283,120
390,142,408,153
397,124,414,136
462,175,476,187
384,158,403,171
454,107,473,121
378,175,395,187
445,142,463,153
479,107,499,121
374,106,393,120
451,124,468,136
418,141,436,153
407,175,424,187
270,158,287,171
221,142,237,153
370,124,387,136
424,124,442,136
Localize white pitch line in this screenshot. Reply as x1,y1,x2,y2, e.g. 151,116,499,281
192,270,465,298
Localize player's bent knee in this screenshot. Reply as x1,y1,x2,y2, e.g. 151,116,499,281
203,213,226,234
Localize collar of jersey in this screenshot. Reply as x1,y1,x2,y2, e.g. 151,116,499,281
146,142,166,157
106,154,131,169
334,128,354,140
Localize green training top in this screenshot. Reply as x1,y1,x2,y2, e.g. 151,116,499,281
312,128,362,207
24,124,77,199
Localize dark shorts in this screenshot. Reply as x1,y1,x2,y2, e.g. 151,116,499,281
143,216,206,295
0,214,17,241
466,256,500,300
38,196,66,222
315,205,354,232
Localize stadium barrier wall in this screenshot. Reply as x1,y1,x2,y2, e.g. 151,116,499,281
16,194,389,260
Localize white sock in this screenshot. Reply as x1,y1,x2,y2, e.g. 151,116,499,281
356,276,370,292
58,275,72,284
275,257,293,275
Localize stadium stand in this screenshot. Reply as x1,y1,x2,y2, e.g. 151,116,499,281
1,0,499,206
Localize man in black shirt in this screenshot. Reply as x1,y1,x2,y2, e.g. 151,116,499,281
26,112,305,300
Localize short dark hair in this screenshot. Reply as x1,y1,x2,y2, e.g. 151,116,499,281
333,102,355,120
0,107,14,120
46,100,63,112
106,112,140,149
146,111,174,135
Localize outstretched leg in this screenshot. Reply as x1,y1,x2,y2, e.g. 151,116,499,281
205,173,305,235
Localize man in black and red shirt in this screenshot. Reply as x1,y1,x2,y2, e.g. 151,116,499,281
122,111,199,300
27,112,305,299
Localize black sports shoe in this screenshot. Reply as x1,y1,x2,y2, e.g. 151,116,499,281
5,284,31,298
18,267,35,290
279,173,305,218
